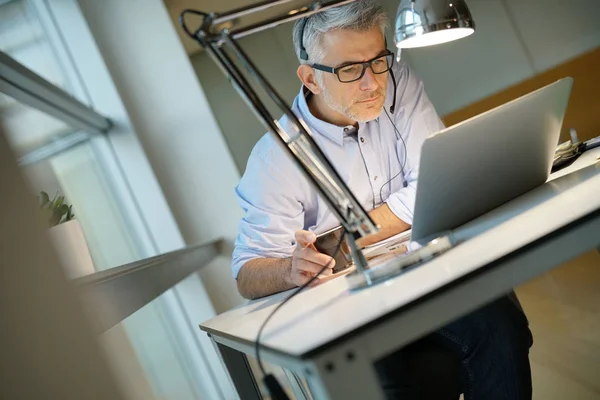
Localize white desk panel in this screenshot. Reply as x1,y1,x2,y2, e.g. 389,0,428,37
202,148,600,357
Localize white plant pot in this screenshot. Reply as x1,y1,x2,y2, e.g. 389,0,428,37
47,220,96,280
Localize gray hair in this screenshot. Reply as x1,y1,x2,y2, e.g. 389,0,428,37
292,0,389,64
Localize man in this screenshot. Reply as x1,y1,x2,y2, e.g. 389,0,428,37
232,1,533,398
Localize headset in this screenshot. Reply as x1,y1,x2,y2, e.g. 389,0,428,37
298,17,409,197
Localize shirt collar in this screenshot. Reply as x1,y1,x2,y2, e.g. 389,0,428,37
295,86,355,146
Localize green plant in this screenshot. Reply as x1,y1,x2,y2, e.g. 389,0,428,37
38,191,75,227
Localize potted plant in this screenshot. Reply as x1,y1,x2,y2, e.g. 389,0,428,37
39,191,95,279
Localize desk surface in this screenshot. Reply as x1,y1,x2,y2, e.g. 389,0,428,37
201,148,600,358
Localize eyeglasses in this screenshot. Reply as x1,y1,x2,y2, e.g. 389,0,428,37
311,51,394,83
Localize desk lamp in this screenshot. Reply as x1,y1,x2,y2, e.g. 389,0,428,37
395,0,475,49
180,0,475,287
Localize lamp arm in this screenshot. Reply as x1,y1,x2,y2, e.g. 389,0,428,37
180,0,378,238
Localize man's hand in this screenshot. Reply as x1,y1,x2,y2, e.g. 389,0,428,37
288,230,335,287
357,203,411,248
236,230,336,299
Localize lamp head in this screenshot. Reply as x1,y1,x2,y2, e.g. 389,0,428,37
395,0,475,49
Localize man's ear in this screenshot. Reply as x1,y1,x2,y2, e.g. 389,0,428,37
297,64,322,95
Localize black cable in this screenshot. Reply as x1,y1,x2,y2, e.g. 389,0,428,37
179,9,209,39
389,68,398,114
379,108,408,205
298,17,309,61
256,228,347,400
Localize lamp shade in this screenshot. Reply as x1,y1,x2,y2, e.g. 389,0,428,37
394,0,475,49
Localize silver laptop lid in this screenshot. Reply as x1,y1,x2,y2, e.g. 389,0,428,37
411,77,573,243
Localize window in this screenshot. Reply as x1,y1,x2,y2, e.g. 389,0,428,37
1,1,229,399
0,0,72,90
1,2,140,269
1,92,76,157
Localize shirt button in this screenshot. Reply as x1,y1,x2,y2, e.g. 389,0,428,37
360,137,365,143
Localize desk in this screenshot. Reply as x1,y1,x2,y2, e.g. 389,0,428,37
201,148,600,400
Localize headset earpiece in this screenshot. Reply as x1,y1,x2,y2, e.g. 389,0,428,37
299,18,309,61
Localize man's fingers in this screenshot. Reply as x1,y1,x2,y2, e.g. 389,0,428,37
295,247,335,269
293,271,314,287
292,232,335,284
295,230,317,248
293,271,327,288
295,258,334,275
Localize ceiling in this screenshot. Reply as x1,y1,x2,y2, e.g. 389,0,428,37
163,0,310,55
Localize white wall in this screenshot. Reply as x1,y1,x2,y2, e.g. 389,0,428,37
393,0,535,116
190,0,600,172
76,0,242,247
75,0,245,314
190,23,300,173
503,0,600,73
70,0,246,398
397,0,600,115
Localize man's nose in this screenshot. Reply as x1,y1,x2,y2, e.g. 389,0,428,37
359,67,379,91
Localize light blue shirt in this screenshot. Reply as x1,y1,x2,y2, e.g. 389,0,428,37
232,60,444,278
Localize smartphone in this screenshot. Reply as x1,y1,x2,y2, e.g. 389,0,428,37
314,226,353,273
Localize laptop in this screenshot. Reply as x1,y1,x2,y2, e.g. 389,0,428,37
317,78,572,277
411,77,573,243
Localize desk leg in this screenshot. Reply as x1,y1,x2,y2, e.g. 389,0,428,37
282,368,312,400
304,346,384,400
210,335,263,400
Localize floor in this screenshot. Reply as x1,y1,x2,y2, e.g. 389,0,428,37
515,250,600,400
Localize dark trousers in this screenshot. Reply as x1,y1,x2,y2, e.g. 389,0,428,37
375,295,533,400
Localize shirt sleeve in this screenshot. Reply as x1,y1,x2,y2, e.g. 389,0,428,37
232,145,306,279
385,61,445,224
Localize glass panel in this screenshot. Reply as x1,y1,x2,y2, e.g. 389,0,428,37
2,2,222,399
0,92,76,157
0,90,137,270
22,139,141,270
0,0,71,90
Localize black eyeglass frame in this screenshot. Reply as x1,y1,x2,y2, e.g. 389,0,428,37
310,51,395,83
